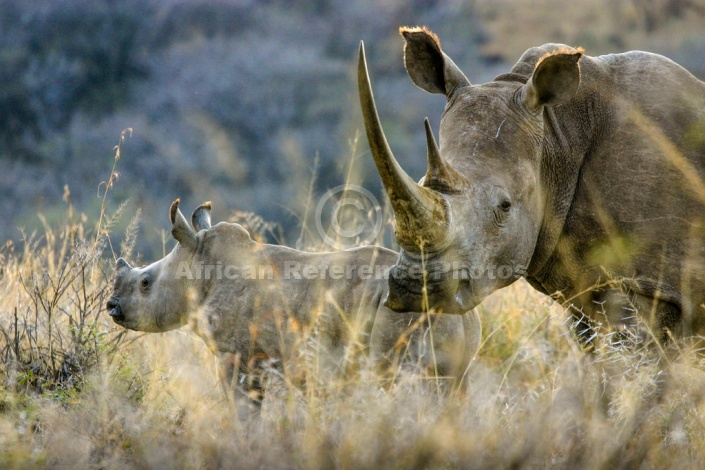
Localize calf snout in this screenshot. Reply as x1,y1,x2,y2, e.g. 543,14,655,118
106,297,124,321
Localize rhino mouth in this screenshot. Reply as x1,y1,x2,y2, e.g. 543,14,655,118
385,273,477,314
455,279,479,312
106,297,125,323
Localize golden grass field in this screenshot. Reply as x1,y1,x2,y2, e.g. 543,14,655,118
3,136,705,469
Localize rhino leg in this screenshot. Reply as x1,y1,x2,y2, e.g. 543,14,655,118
589,287,681,346
455,308,482,388
632,294,681,345
370,309,476,392
368,308,430,382
216,352,263,421
426,312,475,391
567,285,682,351
368,307,400,373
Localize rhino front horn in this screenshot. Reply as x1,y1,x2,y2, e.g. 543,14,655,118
358,42,449,252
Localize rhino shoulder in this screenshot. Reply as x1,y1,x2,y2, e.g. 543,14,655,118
594,50,705,90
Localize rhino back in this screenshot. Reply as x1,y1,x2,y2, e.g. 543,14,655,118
194,244,396,368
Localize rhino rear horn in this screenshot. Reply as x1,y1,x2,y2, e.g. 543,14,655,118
169,198,198,250
192,201,212,232
423,118,467,193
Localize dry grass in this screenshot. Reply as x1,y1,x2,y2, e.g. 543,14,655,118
3,135,705,469
3,239,705,468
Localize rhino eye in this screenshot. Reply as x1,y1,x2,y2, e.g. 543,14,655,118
140,274,153,292
500,200,512,212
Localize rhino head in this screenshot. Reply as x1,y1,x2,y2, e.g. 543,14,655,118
359,27,582,313
106,199,252,332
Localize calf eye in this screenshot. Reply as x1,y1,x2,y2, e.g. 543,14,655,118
140,274,153,292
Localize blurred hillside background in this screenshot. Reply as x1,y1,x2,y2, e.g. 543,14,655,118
2,0,705,257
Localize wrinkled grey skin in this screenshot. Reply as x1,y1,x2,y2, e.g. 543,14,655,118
360,27,705,344
107,199,481,412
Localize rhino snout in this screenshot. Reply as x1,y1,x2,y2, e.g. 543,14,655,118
385,265,467,314
106,297,124,321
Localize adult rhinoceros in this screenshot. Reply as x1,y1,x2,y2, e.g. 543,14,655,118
358,27,705,343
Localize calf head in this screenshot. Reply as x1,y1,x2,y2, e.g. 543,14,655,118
359,28,583,313
107,199,253,332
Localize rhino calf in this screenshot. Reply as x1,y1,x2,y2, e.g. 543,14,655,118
107,199,481,412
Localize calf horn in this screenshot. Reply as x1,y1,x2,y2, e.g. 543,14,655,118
358,42,449,252
169,198,198,251
192,201,212,232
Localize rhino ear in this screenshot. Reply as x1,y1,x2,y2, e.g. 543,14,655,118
400,26,470,97
191,201,212,232
522,48,583,111
115,257,132,271
169,198,198,250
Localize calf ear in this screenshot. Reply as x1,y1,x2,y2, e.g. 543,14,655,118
192,201,212,232
400,27,470,97
522,48,583,111
115,257,132,271
169,199,198,250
